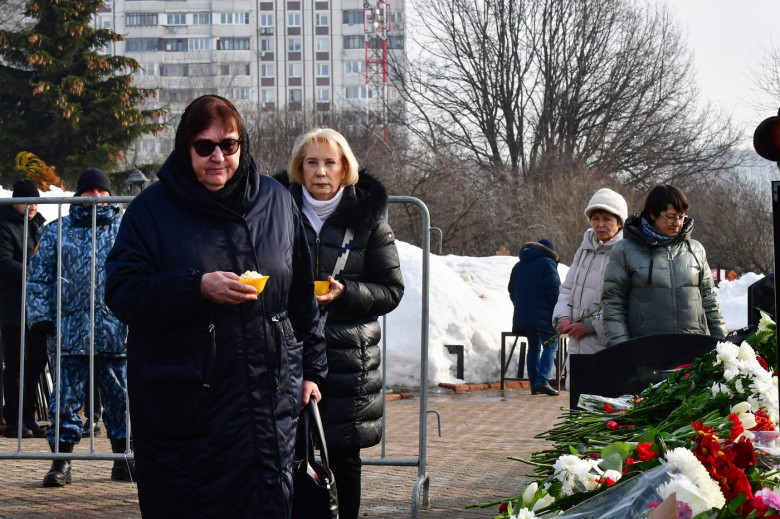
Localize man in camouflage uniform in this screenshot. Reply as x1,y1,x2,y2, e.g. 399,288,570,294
26,168,133,487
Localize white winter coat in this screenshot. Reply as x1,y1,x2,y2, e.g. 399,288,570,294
552,228,623,354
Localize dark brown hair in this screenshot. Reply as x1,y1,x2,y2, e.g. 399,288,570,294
177,95,244,148
642,184,689,218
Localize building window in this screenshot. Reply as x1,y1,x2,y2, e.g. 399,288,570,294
317,88,330,103
126,13,158,27
218,12,250,25
315,13,329,26
134,63,155,76
189,63,213,76
125,38,159,52
343,35,364,49
166,13,187,25
289,89,302,103
388,35,404,49
165,39,186,51
260,38,274,53
261,89,276,104
345,86,373,99
217,38,250,50
288,38,301,52
188,38,213,51
316,63,329,77
288,63,302,78
192,13,211,25
390,9,403,25
343,60,365,74
315,37,329,52
220,63,251,76
259,13,274,34
288,13,301,27
231,87,251,100
260,64,275,77
344,10,363,25
160,64,186,77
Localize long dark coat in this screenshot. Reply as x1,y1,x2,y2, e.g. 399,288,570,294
276,171,404,450
105,156,327,519
0,204,44,326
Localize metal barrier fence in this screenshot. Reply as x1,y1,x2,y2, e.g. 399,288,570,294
0,193,433,518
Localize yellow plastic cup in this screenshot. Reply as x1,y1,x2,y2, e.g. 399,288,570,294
239,275,270,294
314,280,331,296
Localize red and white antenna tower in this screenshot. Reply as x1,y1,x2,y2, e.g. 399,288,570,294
364,0,390,142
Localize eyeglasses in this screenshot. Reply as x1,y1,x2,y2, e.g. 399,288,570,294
191,139,242,157
659,213,685,224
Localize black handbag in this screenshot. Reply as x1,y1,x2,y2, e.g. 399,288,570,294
292,399,339,519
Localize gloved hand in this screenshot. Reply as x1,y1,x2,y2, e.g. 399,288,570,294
30,321,56,338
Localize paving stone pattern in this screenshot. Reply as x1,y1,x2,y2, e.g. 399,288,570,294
0,388,568,518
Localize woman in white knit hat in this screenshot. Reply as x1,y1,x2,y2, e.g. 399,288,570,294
552,188,628,371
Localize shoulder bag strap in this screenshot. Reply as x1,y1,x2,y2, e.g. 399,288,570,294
320,228,354,326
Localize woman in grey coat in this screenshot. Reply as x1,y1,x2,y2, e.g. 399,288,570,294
602,185,727,346
553,188,628,356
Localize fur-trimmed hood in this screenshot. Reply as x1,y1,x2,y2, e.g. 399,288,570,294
273,169,389,235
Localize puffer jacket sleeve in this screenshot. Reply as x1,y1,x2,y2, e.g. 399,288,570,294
327,218,404,319
692,241,728,338
552,246,585,328
602,242,631,346
105,202,210,331
286,197,328,384
26,222,57,328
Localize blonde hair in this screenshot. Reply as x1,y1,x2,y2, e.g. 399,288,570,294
288,128,359,186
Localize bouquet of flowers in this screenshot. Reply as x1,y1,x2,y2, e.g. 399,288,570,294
472,313,780,519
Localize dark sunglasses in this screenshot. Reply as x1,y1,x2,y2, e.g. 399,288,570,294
191,138,242,157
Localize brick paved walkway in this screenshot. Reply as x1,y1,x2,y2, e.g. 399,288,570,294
0,387,568,518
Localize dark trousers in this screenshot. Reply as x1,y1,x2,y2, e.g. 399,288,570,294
328,444,362,519
2,325,48,425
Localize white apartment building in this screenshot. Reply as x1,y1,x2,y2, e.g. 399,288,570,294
96,0,405,163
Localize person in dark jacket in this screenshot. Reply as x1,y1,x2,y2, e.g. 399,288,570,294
279,127,404,519
27,168,132,486
508,239,561,396
105,95,327,519
1,179,47,439
602,184,727,345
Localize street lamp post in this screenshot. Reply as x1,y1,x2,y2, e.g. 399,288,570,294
124,168,149,195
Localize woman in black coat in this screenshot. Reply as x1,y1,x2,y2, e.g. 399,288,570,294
105,96,327,518
280,127,404,519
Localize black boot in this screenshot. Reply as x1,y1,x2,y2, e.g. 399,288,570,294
110,438,136,482
43,442,73,487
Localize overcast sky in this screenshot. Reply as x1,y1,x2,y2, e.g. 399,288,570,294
668,0,780,146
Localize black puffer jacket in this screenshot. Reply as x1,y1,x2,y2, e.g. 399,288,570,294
0,204,45,326
106,156,327,519
276,171,404,450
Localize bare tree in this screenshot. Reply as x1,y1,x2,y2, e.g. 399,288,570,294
685,173,773,275
399,0,741,188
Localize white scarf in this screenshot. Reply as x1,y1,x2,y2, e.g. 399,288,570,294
301,185,345,234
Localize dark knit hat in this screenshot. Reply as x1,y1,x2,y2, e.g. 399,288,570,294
76,168,112,196
538,238,555,251
12,179,39,198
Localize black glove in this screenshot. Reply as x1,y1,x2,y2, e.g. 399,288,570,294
30,321,56,338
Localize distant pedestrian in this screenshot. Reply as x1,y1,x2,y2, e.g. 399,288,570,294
27,168,133,487
508,239,560,396
1,179,48,438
